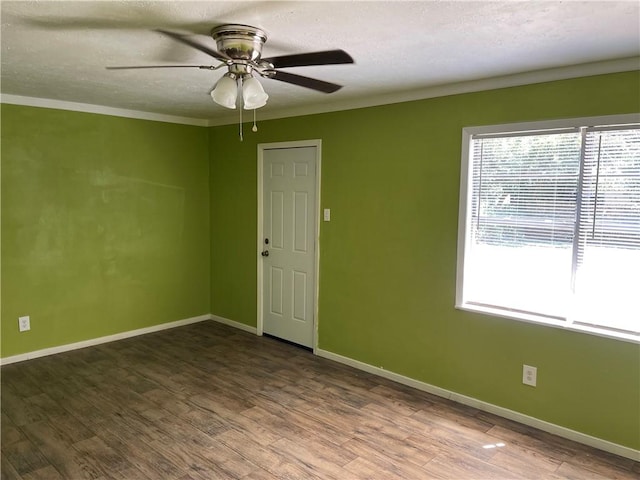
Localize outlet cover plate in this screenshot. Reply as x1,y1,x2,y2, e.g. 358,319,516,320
523,364,537,387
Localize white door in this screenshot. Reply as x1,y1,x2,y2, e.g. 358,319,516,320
260,144,318,348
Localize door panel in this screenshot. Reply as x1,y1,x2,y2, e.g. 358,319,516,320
262,146,317,347
270,191,284,249
270,266,284,316
293,192,308,252
292,270,307,321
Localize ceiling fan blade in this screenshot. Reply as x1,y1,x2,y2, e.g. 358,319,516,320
106,65,216,70
155,29,231,63
262,50,354,69
267,71,343,93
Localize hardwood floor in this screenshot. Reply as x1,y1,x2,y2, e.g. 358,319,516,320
1,321,638,479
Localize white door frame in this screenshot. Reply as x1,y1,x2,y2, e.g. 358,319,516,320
257,139,322,353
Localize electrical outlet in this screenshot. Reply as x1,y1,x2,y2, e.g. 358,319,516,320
19,315,31,332
523,364,537,387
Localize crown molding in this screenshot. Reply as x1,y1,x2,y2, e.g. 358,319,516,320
207,56,639,126
0,94,210,127
2,57,638,127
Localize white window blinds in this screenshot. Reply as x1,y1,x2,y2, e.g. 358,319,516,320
573,127,640,333
462,124,640,337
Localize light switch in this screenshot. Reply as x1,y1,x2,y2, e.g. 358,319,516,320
323,208,331,221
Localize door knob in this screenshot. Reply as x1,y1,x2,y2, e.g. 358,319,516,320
261,250,269,257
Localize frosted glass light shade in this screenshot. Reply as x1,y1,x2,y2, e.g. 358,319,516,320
211,74,238,109
242,76,269,110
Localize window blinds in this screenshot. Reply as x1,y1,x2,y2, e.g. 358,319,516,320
466,125,640,335
579,127,640,251
470,131,581,249
573,127,640,332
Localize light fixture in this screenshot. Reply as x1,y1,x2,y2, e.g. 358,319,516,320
210,73,269,111
210,73,238,109
242,75,269,110
210,72,269,140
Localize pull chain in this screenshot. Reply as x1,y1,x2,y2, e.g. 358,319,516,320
238,76,243,141
252,109,258,132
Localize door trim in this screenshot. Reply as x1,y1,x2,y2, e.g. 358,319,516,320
257,139,322,353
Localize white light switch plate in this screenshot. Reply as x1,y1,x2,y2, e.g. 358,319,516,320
19,315,30,332
323,208,331,221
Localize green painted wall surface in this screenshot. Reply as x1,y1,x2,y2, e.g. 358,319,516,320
1,105,210,358
209,139,258,326
209,71,640,449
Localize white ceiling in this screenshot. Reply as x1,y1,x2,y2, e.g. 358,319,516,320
2,1,639,125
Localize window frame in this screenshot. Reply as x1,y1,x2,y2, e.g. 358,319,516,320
456,113,640,344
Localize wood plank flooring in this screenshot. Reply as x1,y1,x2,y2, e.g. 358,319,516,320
1,321,638,479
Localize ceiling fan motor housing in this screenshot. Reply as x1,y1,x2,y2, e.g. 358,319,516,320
211,24,267,63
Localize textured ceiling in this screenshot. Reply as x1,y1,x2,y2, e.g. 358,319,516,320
1,1,639,125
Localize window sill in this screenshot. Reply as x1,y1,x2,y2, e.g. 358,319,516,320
456,303,640,344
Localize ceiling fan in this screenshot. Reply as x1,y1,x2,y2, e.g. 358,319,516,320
107,24,354,111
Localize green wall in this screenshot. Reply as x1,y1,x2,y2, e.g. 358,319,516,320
1,71,638,451
209,71,640,449
1,105,210,358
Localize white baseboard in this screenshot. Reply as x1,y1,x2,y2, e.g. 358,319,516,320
209,314,258,334
0,314,211,366
0,314,256,366
315,348,640,462
3,314,636,460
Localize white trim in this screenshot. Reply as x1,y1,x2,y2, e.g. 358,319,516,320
455,127,473,310
3,311,635,459
206,57,640,126
0,314,210,366
256,140,322,348
0,94,209,127
3,58,637,127
461,113,640,137
457,303,640,344
313,142,322,355
257,144,265,338
315,348,640,461
209,314,258,334
456,113,640,344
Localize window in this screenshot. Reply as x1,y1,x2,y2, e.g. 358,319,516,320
456,114,640,342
